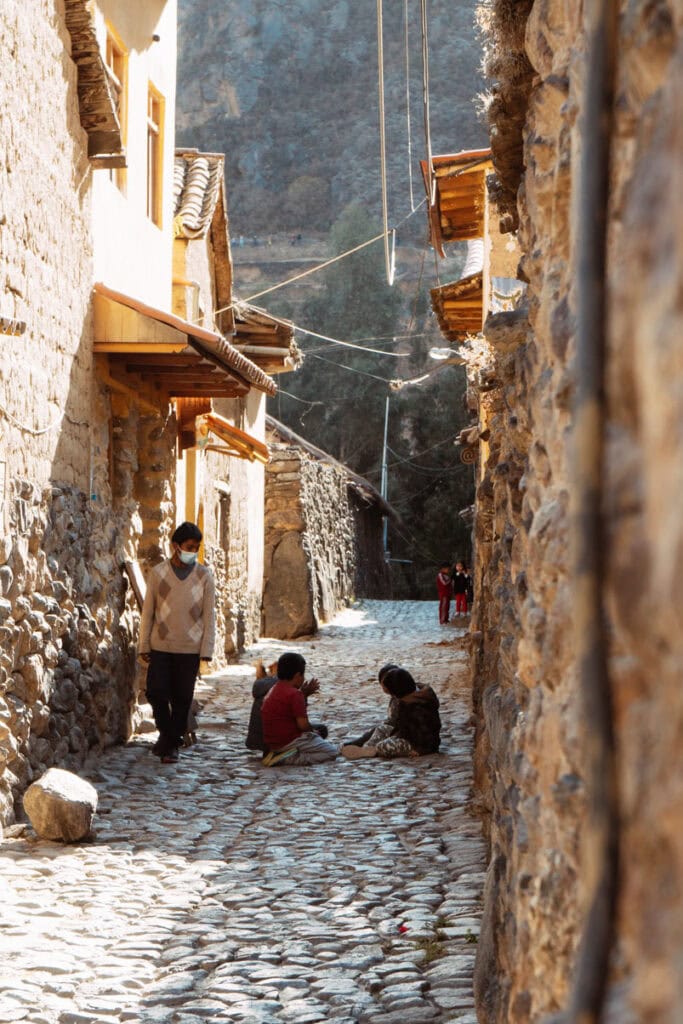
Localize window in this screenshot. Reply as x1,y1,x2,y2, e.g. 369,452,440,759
104,26,128,190
146,84,164,227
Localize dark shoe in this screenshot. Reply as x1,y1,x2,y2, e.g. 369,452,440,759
161,749,179,764
151,739,163,756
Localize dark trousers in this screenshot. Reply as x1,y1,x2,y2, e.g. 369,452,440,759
146,651,200,754
438,594,451,624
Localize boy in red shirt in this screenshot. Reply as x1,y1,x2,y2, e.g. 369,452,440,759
261,652,338,766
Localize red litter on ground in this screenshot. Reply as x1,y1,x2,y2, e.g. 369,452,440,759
398,924,409,933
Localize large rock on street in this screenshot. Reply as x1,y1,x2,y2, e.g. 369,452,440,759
23,768,97,842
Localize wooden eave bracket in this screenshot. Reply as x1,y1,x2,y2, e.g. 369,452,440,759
63,0,125,162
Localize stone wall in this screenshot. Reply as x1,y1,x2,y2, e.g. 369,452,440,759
470,1,683,1022
262,445,356,639
0,4,181,828
200,395,266,661
349,489,390,599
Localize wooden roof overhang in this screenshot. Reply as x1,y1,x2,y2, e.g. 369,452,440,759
64,0,125,167
93,283,277,409
233,303,302,375
420,150,493,257
430,272,484,342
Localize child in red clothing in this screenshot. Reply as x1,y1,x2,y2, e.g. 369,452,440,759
436,563,453,624
260,652,338,766
452,560,469,616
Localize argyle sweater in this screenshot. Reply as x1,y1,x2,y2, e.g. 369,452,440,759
139,560,216,659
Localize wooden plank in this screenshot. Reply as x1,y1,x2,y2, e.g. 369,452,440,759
169,388,246,398
123,560,147,609
94,341,189,354
94,292,190,347
120,353,204,367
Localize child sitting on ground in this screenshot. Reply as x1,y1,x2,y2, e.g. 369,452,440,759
342,667,441,760
246,658,327,754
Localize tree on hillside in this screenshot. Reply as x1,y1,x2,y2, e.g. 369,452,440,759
270,201,476,595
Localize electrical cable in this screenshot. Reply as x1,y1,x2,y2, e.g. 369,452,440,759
0,399,64,436
213,200,426,321
404,0,417,212
377,0,396,286
386,434,460,466
305,352,395,384
420,0,436,206
296,328,409,357
275,389,325,409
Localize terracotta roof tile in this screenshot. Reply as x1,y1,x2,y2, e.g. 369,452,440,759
173,152,224,239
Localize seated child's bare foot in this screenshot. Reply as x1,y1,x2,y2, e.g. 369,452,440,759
341,744,377,760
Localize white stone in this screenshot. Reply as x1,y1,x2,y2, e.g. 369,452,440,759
22,767,97,842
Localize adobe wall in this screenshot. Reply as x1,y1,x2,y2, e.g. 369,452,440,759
0,5,164,827
262,445,355,639
471,1,683,1021
200,393,266,661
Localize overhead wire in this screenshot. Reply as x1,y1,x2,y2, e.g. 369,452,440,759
213,199,426,322
305,352,395,384
404,0,417,211
420,0,436,206
295,326,409,357
386,433,460,466
376,0,395,286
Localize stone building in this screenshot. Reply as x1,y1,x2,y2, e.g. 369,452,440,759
0,2,292,828
262,417,392,639
428,2,683,1023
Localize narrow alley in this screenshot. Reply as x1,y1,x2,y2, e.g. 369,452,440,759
0,601,484,1024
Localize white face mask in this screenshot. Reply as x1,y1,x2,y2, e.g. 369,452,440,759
178,549,198,566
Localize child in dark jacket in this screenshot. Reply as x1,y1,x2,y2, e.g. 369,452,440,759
342,667,441,760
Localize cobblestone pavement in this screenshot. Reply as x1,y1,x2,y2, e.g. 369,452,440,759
0,601,485,1024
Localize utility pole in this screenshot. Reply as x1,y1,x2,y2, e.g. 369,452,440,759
380,395,390,556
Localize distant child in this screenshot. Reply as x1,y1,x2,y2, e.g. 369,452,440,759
436,562,453,624
341,668,441,760
451,561,469,616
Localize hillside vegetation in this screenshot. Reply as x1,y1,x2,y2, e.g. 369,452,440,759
177,0,486,594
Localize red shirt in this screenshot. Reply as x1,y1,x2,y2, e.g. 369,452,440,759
261,681,306,749
436,572,452,597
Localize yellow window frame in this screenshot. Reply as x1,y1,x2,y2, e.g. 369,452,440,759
146,82,165,228
104,22,128,191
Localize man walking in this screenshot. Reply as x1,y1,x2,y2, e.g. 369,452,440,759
139,522,216,763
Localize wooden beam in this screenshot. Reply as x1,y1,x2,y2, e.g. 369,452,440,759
95,357,167,416
121,353,204,367
94,341,189,354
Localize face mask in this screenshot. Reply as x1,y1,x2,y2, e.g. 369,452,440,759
178,549,197,566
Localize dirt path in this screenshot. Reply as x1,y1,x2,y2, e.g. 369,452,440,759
0,600,484,1024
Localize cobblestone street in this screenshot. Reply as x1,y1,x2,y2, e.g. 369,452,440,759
0,601,485,1024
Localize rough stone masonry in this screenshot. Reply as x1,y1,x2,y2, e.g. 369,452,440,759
470,1,683,1021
